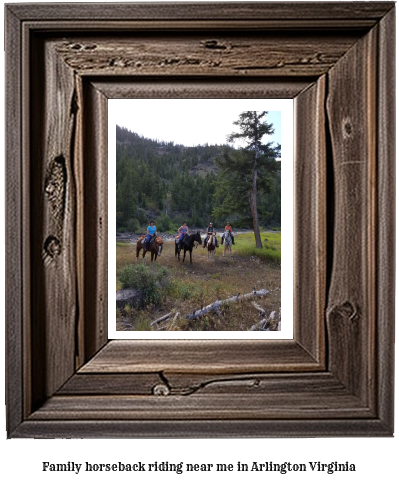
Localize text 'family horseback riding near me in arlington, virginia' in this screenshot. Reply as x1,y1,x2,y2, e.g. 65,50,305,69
108,100,293,339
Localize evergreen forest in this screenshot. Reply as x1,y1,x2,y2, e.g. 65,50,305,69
116,123,281,234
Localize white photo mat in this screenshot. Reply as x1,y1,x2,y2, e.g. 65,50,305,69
108,99,293,339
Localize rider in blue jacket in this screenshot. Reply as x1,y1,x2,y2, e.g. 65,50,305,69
145,220,157,249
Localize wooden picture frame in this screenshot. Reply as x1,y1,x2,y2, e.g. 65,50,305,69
5,2,395,438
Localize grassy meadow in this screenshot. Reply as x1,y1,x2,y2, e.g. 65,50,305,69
116,231,281,332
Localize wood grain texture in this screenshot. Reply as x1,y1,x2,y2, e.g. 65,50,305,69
59,371,358,397
5,2,395,438
7,2,394,22
91,79,311,100
81,81,109,362
13,418,390,439
376,7,395,432
326,26,376,405
79,340,321,374
30,37,78,406
294,76,326,364
58,372,163,395
29,393,371,421
5,5,24,437
54,33,361,78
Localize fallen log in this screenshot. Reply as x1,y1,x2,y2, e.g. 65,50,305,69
251,309,279,331
186,289,269,321
250,319,266,331
148,289,270,329
149,312,171,327
167,312,180,330
251,300,266,316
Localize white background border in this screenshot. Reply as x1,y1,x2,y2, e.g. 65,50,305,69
1,2,397,486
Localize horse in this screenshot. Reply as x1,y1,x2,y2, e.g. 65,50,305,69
206,232,217,261
222,230,233,257
136,235,163,263
175,231,202,264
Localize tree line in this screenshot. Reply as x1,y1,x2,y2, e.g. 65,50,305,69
116,112,281,247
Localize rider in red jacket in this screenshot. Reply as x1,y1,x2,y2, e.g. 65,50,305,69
222,222,235,245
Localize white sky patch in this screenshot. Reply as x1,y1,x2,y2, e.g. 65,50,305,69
110,99,282,148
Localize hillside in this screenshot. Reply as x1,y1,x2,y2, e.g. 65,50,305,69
115,125,281,234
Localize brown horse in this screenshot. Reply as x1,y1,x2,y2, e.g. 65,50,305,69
136,236,163,263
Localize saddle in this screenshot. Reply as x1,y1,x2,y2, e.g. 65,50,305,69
176,234,186,244
139,235,161,245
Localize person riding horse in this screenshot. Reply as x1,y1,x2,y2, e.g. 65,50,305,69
177,221,189,250
203,222,219,248
145,220,157,249
221,221,235,245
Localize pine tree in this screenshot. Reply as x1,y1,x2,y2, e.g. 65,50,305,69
215,111,280,248
116,168,138,228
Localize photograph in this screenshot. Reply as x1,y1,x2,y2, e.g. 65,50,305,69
109,100,293,338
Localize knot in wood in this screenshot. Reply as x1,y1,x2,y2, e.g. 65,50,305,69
342,119,353,137
152,383,170,396
44,181,56,196
201,40,227,50
43,236,62,265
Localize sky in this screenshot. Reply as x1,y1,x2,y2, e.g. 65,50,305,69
109,99,287,148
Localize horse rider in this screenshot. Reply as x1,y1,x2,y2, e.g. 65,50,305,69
145,220,157,249
203,222,219,248
221,221,235,245
177,221,188,250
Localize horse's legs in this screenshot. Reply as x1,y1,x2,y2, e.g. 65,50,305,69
175,244,181,261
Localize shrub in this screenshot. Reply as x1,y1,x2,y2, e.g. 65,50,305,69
119,264,170,305
127,218,140,233
165,280,202,301
156,214,174,233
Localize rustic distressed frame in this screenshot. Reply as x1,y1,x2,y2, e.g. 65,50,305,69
5,2,395,438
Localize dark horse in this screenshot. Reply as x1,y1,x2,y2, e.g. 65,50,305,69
175,231,202,264
136,236,163,263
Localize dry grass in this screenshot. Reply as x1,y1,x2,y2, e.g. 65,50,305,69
116,237,281,332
